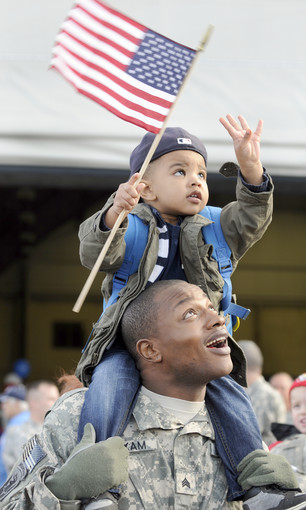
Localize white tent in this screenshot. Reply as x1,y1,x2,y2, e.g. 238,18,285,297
1,0,306,177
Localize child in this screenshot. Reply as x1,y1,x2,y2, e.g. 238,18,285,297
270,373,306,492
290,373,306,435
76,115,305,509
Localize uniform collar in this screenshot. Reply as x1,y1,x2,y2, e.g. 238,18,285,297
133,387,214,439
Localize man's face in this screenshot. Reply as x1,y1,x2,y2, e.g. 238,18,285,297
153,282,233,389
270,373,292,409
291,386,306,434
142,150,209,224
1,398,22,420
32,384,59,418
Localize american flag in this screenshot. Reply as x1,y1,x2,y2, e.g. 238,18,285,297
51,0,197,133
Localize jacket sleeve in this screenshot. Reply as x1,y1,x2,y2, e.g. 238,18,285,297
78,193,129,272
0,390,86,510
220,174,273,268
1,427,26,478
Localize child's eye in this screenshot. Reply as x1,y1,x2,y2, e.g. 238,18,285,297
199,172,207,180
174,169,185,176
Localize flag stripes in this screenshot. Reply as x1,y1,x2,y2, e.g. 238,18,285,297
51,0,196,132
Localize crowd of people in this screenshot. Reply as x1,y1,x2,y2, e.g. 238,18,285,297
0,115,305,509
0,379,59,486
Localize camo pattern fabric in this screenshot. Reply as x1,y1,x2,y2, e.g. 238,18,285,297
0,389,86,510
2,421,42,476
271,434,306,492
247,376,287,446
0,388,242,509
119,391,242,509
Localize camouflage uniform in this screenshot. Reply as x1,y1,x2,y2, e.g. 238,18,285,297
247,376,287,446
270,434,306,492
0,388,242,509
0,389,84,510
2,421,42,476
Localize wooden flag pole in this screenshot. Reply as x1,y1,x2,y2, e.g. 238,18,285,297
73,25,214,313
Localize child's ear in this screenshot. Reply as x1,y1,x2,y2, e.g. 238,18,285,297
139,181,157,202
136,339,162,363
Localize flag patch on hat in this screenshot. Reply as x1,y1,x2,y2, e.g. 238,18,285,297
177,137,192,145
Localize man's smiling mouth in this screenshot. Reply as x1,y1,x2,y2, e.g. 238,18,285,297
206,336,228,348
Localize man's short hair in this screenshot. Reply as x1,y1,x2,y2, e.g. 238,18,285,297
26,380,58,400
237,340,263,371
120,280,181,361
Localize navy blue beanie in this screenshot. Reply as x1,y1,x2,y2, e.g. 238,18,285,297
129,127,207,176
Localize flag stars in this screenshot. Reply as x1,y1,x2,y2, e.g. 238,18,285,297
127,29,195,95
52,0,196,133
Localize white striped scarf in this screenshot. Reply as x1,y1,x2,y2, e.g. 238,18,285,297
148,212,170,284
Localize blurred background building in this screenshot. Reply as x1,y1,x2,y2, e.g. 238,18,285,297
0,0,305,381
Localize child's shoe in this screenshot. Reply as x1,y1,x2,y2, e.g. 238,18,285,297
243,486,306,510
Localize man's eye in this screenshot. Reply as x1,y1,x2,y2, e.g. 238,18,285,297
184,309,196,319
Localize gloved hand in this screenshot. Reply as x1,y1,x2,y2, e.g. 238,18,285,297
237,449,299,491
46,423,128,501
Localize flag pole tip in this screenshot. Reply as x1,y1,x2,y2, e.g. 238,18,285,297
199,24,215,51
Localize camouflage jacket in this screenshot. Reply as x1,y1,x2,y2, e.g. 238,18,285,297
0,388,242,510
76,176,273,386
270,434,306,492
247,376,287,446
2,421,42,477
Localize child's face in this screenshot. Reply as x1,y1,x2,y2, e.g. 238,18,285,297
141,150,209,224
290,386,306,434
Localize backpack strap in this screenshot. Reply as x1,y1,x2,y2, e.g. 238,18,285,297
200,206,250,332
82,214,148,353
103,208,249,329
104,214,149,309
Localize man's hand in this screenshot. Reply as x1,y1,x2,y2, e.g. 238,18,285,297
237,449,298,491
219,114,264,185
105,173,146,229
46,423,128,501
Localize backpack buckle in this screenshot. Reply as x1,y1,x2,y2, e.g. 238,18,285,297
215,247,232,277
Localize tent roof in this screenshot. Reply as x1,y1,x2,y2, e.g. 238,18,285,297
1,0,306,180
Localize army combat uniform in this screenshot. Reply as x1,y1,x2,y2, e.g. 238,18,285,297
2,421,42,478
0,388,242,510
270,434,306,493
246,375,287,446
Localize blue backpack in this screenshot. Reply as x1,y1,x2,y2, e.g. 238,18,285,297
104,206,250,335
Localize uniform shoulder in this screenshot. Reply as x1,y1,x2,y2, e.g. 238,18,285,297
45,387,87,425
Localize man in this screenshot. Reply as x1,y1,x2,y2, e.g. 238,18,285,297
0,281,304,510
2,380,59,475
270,373,306,492
270,372,294,423
237,340,287,445
0,385,29,486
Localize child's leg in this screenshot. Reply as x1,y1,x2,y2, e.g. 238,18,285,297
78,342,140,442
205,375,263,501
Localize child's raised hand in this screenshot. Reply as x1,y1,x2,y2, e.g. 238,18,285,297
219,114,264,185
105,173,145,228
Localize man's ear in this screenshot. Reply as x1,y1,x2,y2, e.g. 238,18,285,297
139,181,156,202
136,338,162,363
